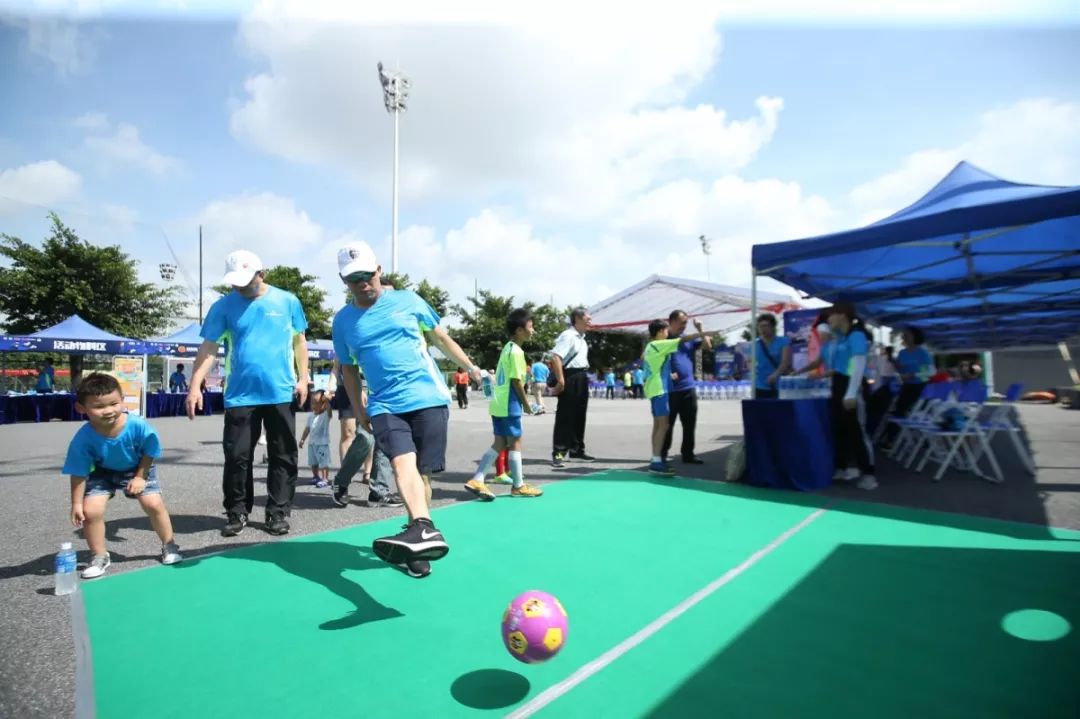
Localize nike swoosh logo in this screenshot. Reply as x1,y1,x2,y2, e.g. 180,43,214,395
420,529,442,540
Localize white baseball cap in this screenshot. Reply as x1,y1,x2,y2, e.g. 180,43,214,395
223,250,263,286
337,241,379,276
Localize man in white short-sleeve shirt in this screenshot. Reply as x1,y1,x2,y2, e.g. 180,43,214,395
549,308,594,468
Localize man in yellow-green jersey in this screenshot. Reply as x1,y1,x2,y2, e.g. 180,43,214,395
465,308,543,500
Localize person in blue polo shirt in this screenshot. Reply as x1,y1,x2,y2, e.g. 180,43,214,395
661,309,713,464
332,241,483,579
186,250,309,537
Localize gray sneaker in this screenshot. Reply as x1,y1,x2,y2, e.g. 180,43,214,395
161,541,183,565
81,553,111,579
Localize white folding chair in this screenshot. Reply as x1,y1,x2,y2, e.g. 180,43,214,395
913,402,1004,483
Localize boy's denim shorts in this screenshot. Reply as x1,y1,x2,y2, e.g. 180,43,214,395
86,465,162,498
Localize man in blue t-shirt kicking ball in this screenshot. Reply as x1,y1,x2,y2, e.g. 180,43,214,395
186,250,309,537
332,241,483,579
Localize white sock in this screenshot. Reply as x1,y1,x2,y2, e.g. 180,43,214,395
651,455,662,464
509,451,524,488
473,448,499,481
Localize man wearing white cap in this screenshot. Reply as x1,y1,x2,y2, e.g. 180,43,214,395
332,241,482,578
185,250,309,537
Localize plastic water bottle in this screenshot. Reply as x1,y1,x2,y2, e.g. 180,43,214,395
481,373,494,399
55,542,78,596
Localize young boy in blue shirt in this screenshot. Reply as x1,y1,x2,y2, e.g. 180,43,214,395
64,373,182,579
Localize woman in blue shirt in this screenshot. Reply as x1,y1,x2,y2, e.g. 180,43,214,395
754,313,792,399
824,304,877,490
893,326,934,418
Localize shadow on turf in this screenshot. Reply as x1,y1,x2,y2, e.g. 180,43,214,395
451,669,531,710
169,540,404,631
642,545,1080,718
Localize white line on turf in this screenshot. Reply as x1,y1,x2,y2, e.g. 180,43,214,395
505,506,830,719
71,588,97,719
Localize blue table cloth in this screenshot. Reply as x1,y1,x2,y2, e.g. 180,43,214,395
145,391,224,418
0,393,84,424
741,398,834,491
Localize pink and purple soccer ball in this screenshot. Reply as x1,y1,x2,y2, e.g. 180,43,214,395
501,590,569,664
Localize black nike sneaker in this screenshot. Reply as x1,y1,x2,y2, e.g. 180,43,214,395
373,518,449,563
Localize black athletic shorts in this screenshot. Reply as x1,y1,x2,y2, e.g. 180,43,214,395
370,405,449,475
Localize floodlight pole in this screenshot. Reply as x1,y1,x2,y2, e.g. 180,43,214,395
379,62,410,274
699,234,713,282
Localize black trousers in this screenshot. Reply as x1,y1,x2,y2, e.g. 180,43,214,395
661,388,698,460
831,374,875,474
455,385,468,408
222,402,298,518
553,369,589,456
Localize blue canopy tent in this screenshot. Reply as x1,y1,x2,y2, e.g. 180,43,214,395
1,314,145,354
750,161,1080,356
144,322,210,357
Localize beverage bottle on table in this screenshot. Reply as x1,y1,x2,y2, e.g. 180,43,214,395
55,542,78,596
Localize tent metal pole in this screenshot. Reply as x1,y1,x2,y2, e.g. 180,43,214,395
750,270,758,400
1060,342,1080,386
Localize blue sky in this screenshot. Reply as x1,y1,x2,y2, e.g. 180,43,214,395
1,2,1078,325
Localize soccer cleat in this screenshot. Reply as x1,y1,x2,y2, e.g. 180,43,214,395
551,453,567,468
648,461,676,475
332,486,349,507
373,518,449,563
489,473,513,485
833,468,860,482
81,553,110,579
221,513,248,537
857,475,879,491
465,478,496,501
511,483,544,498
266,514,290,535
161,542,183,565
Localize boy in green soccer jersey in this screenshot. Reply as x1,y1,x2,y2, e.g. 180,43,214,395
643,317,709,475
465,308,543,500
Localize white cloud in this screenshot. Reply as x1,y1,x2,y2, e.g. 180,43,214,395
848,98,1080,224
72,111,108,130
228,2,788,220
0,159,82,211
80,118,181,176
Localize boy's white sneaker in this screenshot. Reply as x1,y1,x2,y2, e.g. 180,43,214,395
833,468,860,482
161,542,183,565
857,475,879,491
81,553,111,579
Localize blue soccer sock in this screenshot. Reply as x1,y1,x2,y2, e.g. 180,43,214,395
472,447,499,481
509,451,524,488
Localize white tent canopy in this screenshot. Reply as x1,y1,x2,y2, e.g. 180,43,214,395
588,274,797,336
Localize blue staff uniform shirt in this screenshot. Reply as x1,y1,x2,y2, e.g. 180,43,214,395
669,337,702,392
332,289,452,418
895,346,933,384
63,414,162,475
201,286,308,408
531,362,550,384
831,330,869,378
754,336,790,391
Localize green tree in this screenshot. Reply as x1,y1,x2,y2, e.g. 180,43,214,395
0,213,184,337
586,331,646,372
0,213,185,388
449,290,574,370
379,271,451,317
213,265,332,339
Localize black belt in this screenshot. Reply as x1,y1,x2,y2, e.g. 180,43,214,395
564,367,587,375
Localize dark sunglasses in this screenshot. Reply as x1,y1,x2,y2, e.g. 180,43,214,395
343,271,376,284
